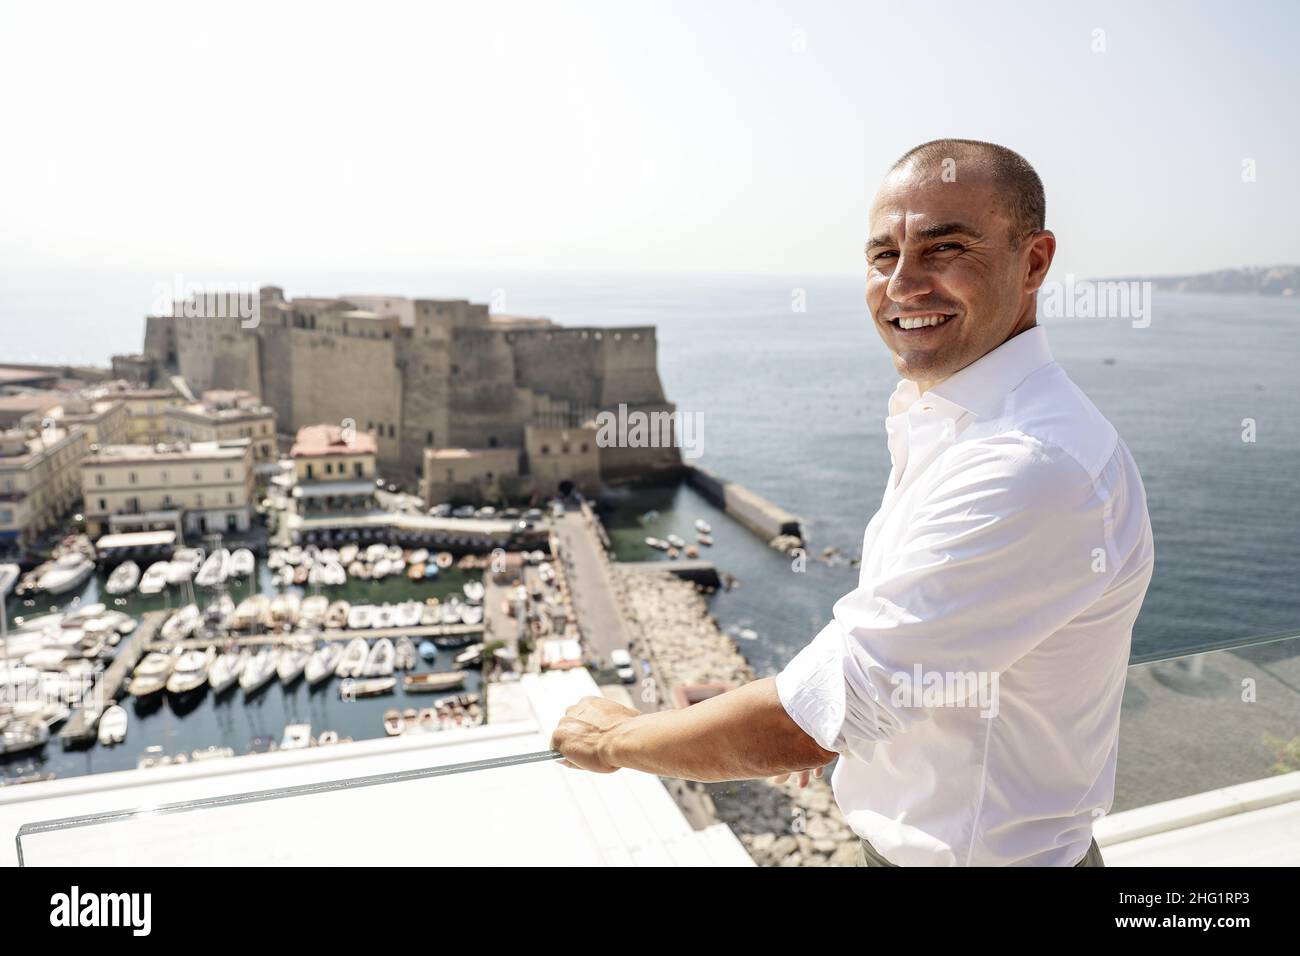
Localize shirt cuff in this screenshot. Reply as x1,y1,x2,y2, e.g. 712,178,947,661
775,621,850,755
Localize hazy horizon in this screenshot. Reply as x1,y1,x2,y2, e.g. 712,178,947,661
2,0,1297,282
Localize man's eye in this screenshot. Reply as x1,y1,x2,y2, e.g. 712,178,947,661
871,251,898,262
933,242,963,253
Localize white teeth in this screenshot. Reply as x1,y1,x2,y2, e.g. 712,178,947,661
897,314,951,330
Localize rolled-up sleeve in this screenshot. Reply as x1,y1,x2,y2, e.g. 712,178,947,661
776,439,1117,762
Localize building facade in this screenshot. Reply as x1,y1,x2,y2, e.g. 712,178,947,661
0,425,89,554
80,439,254,539
165,390,278,474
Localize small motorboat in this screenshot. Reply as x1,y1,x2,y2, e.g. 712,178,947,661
460,605,484,626
694,519,712,534
423,563,439,579
363,638,395,677
298,595,330,629
645,536,670,551
195,549,230,588
232,594,270,630
209,650,246,693
462,581,485,604
0,719,50,755
335,638,369,678
137,561,171,595
161,604,202,641
697,534,714,546
239,647,279,694
395,637,417,670
666,534,686,549
277,646,310,684
371,605,395,629
440,600,463,625
339,544,358,565
324,600,350,629
419,640,438,662
228,548,255,578
403,671,467,693
279,723,312,750
96,704,129,745
105,561,141,596
347,605,374,630
434,551,453,569
339,676,395,698
166,648,214,696
168,547,204,584
455,643,484,668
383,708,405,736
394,601,422,628
407,563,426,580
305,643,342,685
408,548,429,565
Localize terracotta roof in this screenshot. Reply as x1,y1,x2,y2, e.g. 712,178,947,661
290,424,378,458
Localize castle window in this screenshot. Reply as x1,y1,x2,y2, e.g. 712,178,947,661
325,462,333,475
488,436,498,448
354,462,363,477
306,463,314,479
129,472,137,484
426,431,433,445
541,445,550,455
388,424,395,438
580,443,588,453
98,498,106,511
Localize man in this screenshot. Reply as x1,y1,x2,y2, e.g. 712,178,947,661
550,139,1156,867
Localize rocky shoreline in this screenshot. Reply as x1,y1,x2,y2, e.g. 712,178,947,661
611,566,860,867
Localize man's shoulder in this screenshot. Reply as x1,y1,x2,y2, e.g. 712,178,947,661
963,363,1119,485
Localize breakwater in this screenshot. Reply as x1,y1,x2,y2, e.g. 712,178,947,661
684,464,803,545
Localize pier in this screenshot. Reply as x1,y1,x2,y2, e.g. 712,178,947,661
153,622,485,650
620,559,721,589
59,610,166,746
685,464,803,543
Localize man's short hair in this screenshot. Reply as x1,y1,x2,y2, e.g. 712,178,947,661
891,139,1046,245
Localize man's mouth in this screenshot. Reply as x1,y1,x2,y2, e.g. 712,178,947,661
889,312,957,331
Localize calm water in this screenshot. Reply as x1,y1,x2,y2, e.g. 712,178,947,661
3,270,1298,780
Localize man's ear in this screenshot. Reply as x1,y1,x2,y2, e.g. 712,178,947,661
1023,230,1057,293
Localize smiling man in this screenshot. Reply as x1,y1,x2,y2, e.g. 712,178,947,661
551,139,1156,867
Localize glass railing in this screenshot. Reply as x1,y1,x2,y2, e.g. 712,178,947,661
10,630,1300,865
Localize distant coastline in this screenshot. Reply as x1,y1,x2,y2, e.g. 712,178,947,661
1098,265,1297,296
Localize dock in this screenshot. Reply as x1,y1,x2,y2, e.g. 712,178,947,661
153,623,485,650
59,609,167,746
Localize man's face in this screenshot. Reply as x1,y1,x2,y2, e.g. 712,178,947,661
866,162,1046,387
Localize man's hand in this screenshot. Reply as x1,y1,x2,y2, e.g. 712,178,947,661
770,765,828,788
550,695,641,773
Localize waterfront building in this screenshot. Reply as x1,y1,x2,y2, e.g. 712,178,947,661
290,424,378,514
0,424,89,554
80,438,254,539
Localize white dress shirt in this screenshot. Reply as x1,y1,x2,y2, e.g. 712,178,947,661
776,325,1155,866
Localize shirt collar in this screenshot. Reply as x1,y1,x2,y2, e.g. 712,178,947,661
888,325,1056,421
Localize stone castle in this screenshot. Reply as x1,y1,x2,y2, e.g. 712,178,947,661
142,286,681,483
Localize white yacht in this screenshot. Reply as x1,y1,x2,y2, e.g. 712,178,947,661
37,553,95,595
228,548,255,578
336,638,369,678
239,647,279,694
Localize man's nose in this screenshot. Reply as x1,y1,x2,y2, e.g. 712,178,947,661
886,255,933,302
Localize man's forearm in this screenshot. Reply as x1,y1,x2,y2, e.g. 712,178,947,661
596,677,838,782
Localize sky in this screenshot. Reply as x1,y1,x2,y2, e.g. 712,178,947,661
1,0,1297,280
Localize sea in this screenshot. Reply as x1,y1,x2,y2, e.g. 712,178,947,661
2,269,1298,781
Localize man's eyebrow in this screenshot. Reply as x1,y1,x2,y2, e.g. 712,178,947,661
866,222,984,252
912,221,983,242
